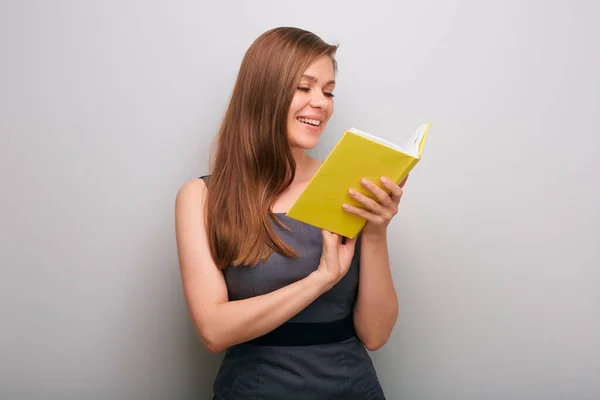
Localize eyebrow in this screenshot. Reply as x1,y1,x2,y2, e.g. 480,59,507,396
302,74,335,85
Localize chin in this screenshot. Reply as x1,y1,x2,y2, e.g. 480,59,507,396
288,125,325,150
289,135,320,150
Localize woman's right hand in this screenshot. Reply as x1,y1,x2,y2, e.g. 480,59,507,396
315,230,358,289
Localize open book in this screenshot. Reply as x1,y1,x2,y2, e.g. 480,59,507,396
285,122,431,238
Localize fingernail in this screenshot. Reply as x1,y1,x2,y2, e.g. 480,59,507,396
342,204,349,210
361,178,368,185
380,177,388,184
349,189,356,195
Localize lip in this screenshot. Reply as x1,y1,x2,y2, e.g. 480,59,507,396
297,119,321,133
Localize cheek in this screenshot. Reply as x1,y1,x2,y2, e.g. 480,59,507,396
289,94,304,113
326,102,334,121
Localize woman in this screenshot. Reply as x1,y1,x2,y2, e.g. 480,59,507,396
175,27,405,399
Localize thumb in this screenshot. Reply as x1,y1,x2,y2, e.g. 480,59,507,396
343,235,358,252
321,230,341,245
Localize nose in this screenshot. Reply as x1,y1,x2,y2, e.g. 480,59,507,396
309,89,328,109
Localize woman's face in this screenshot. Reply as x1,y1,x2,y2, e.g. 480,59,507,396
287,55,335,150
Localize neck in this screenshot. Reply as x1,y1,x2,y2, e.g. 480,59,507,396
291,148,314,182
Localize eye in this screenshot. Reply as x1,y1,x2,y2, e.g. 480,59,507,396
297,87,310,92
324,92,335,98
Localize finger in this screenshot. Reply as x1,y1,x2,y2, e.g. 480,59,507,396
344,234,358,249
341,235,358,262
348,189,384,214
380,176,404,203
361,178,394,208
321,229,341,246
342,203,384,225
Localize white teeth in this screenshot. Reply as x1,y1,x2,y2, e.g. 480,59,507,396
297,117,321,126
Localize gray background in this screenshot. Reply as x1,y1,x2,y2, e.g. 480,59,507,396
1,1,599,399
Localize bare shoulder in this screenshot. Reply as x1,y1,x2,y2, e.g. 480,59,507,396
175,178,209,255
176,178,207,204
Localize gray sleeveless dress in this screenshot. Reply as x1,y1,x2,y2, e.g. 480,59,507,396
201,176,386,400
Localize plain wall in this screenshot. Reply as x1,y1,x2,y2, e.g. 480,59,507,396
1,1,599,399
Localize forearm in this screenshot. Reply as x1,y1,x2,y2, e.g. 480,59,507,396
353,231,398,350
199,271,330,353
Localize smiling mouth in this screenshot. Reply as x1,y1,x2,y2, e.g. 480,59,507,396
297,117,321,127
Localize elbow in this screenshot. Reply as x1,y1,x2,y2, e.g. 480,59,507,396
355,319,394,351
197,325,226,354
205,344,224,355
202,337,224,354
363,337,388,352
360,329,393,351
190,307,230,354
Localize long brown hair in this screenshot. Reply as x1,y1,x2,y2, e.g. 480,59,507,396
205,27,338,269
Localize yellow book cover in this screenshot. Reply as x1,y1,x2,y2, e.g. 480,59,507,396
286,122,431,238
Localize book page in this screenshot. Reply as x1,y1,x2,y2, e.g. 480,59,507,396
349,124,428,158
348,127,409,154
403,124,429,158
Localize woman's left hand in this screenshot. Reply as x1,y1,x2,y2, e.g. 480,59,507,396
343,175,408,236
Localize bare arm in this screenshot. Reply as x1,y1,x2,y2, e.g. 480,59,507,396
175,179,356,353
353,231,398,351
343,176,407,351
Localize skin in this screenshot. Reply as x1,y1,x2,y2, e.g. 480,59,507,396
175,55,405,354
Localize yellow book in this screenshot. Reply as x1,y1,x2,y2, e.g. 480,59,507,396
286,122,431,238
